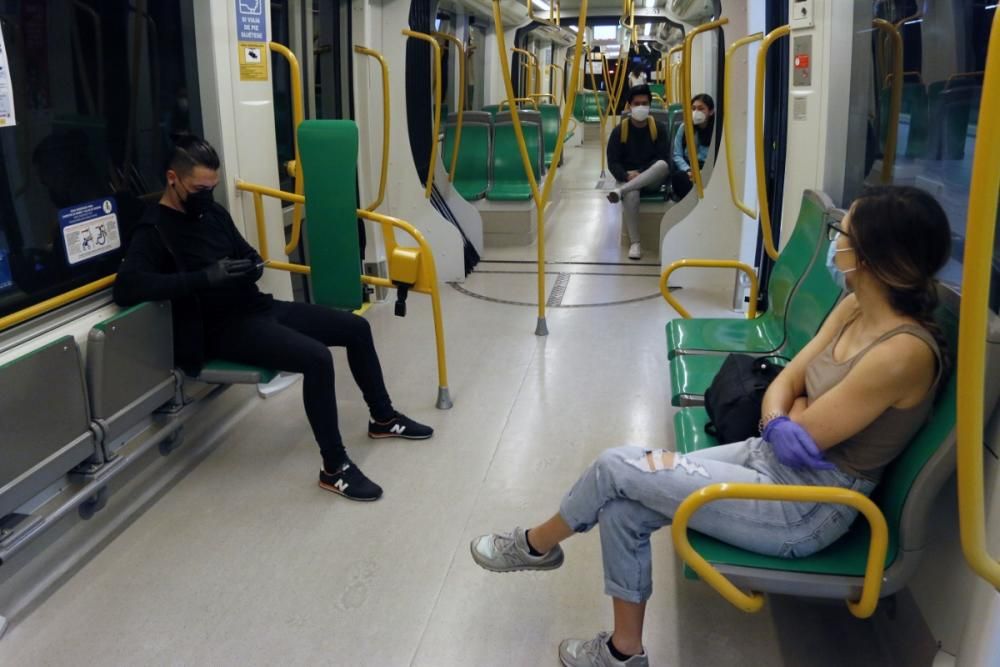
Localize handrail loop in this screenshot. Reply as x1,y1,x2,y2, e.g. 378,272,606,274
546,63,563,105
434,33,467,185
492,0,589,334
872,19,902,185
956,7,1000,592
512,47,541,97
586,51,610,176
498,97,540,111
268,42,306,255
354,46,391,211
666,44,684,104
402,29,444,199
754,25,790,261
672,482,890,618
660,259,759,320
724,32,763,219
527,0,561,28
682,17,729,199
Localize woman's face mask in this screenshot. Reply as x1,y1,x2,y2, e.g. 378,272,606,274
692,109,707,126
631,105,650,122
826,240,857,292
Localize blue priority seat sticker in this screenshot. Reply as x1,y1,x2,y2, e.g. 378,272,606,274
59,197,121,265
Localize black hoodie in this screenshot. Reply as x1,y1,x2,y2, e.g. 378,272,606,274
113,202,271,373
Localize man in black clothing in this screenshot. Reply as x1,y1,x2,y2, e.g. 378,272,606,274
605,85,671,260
114,134,432,502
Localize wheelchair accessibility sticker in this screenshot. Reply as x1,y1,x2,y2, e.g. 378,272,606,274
60,198,121,265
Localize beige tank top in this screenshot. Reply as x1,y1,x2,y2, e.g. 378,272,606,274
805,315,942,482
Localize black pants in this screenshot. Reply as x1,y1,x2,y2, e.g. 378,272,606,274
670,159,705,200
206,300,393,468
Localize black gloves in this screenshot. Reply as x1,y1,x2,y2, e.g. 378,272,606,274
204,258,255,286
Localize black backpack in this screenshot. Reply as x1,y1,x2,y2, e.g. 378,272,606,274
703,354,786,443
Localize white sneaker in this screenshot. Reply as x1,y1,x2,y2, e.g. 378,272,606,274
607,189,622,204
559,631,648,667
628,243,641,260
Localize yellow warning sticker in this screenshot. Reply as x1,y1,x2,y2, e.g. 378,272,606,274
238,42,268,81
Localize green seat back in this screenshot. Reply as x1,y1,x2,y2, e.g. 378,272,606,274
443,119,491,200
487,114,542,201
297,120,362,310
483,104,500,118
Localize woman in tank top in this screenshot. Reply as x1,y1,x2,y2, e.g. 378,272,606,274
470,186,953,666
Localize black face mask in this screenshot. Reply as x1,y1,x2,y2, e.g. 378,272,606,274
174,181,215,218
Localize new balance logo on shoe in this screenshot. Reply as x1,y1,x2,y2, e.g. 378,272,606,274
390,423,406,435
333,478,349,492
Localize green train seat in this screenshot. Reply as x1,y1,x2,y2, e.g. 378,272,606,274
443,111,492,200
538,104,561,167
487,110,544,201
666,190,837,362
671,286,993,614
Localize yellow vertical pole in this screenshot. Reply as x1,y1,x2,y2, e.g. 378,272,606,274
681,18,728,199
435,33,467,183
753,25,789,260
402,30,443,199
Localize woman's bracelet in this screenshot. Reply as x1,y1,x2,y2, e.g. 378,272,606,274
758,411,786,434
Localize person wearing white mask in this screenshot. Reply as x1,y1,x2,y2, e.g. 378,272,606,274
605,85,670,260
671,93,715,199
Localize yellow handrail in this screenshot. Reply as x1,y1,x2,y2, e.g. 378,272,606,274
527,0,561,28
498,97,540,111
651,92,667,108
672,483,890,619
956,7,1000,592
754,25,790,261
682,17,729,199
606,52,630,115
0,275,117,332
269,42,306,256
547,64,563,105
493,0,589,335
666,44,683,105
531,93,556,102
872,20,902,185
354,46,391,211
724,33,763,219
434,33,467,185
235,178,451,404
512,47,541,96
659,259,759,320
586,52,610,175
402,29,443,199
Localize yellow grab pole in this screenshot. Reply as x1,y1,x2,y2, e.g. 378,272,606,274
672,483,889,618
682,17,728,199
354,46,391,211
666,44,683,104
753,25,790,261
512,47,540,97
957,8,1000,591
872,19,902,185
402,30,443,199
0,275,117,332
724,33,763,219
269,42,306,256
434,33,466,184
587,52,610,176
493,0,589,335
547,63,562,105
659,259,759,320
498,97,540,111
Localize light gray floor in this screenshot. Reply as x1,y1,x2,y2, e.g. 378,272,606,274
0,142,930,666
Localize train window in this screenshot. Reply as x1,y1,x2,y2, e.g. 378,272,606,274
0,0,201,323
271,0,295,192
852,0,996,290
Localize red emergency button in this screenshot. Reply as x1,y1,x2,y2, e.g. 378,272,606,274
794,54,810,68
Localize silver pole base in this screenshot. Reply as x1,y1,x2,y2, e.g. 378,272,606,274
436,387,453,410
535,317,549,336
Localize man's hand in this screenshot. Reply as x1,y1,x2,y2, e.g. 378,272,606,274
204,258,254,287
626,170,640,181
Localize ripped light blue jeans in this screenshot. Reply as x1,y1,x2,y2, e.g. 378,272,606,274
558,439,876,604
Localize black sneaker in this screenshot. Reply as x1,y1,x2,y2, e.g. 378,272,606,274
318,461,383,501
368,412,434,440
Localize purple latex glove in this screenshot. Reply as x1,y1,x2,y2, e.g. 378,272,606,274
762,417,837,471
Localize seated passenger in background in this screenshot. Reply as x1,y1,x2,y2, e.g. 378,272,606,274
605,85,671,261
670,93,715,200
470,185,950,667
113,134,432,503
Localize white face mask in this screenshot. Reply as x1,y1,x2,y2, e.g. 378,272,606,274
692,109,707,125
631,105,650,122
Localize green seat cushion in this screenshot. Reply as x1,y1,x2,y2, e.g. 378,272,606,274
538,104,561,167
673,407,718,454
666,314,783,360
196,360,277,385
640,188,667,203
486,183,533,201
